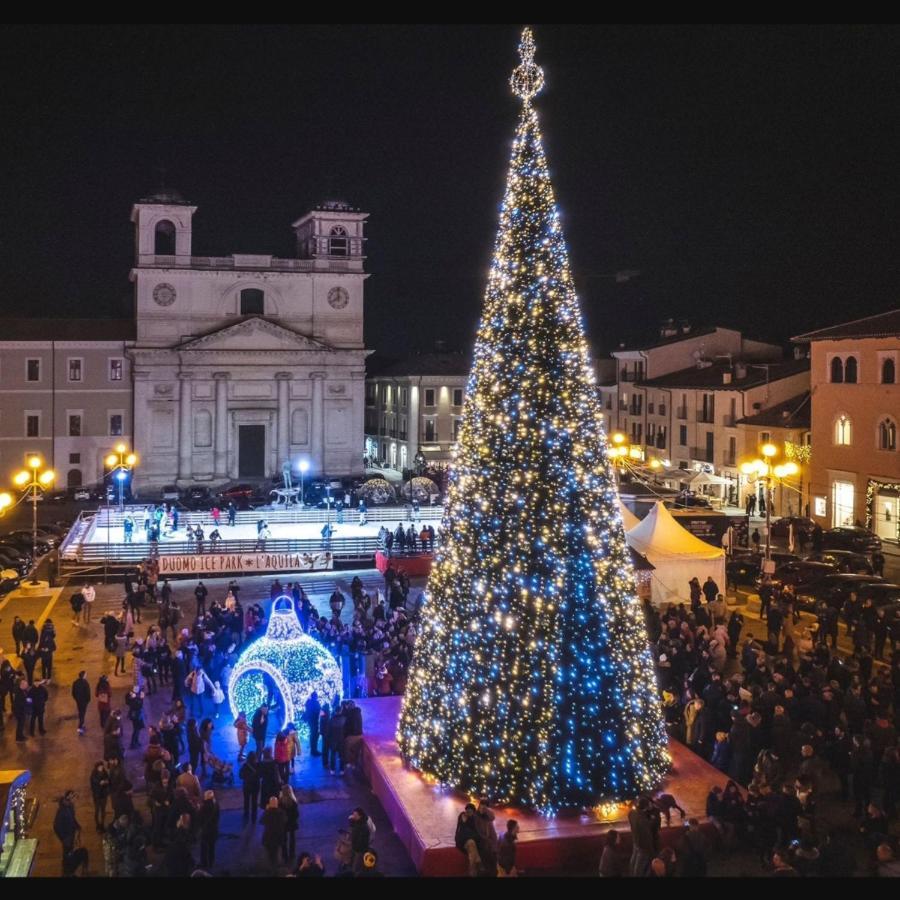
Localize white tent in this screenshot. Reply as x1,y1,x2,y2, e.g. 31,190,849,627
617,499,641,531
625,501,726,607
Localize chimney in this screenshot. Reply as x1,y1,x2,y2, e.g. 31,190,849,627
722,371,733,385
659,318,678,339
735,363,747,380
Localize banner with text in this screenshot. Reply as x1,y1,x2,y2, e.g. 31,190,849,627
158,551,334,576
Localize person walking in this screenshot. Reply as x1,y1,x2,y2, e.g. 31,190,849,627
12,679,28,742
72,670,91,735
227,502,237,527
29,679,49,736
198,790,220,870
95,675,111,729
114,629,129,676
194,581,208,619
211,506,222,528
82,583,96,624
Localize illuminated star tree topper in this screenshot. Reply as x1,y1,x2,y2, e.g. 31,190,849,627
397,27,669,812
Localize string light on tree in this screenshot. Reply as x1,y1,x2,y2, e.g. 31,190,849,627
397,27,669,813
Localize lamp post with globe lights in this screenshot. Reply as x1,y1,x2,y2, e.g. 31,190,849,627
740,442,799,563
12,456,55,585
105,443,138,512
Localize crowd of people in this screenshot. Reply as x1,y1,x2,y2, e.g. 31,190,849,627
635,562,900,877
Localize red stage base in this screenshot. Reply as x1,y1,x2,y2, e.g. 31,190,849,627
358,696,730,876
374,550,433,578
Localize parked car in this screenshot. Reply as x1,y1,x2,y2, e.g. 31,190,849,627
857,583,900,608
822,526,882,554
0,543,29,563
8,528,58,549
792,573,885,612
36,523,67,538
219,483,257,501
728,551,800,586
760,559,838,591
161,484,181,502
670,491,712,509
804,550,874,575
1,534,46,554
770,516,817,541
0,573,19,595
185,486,212,508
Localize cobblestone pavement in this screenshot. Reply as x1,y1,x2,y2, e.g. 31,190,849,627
0,571,419,877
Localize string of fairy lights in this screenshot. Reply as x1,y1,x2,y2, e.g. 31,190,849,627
397,27,669,813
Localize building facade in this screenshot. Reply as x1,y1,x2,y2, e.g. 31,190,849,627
365,352,470,470
0,191,370,497
597,322,809,501
794,309,900,542
0,320,134,489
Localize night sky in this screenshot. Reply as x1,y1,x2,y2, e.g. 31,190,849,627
2,24,900,356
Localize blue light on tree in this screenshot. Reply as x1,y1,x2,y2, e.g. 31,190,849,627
228,596,343,726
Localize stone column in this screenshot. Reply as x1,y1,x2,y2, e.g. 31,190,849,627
275,373,292,470
131,369,152,493
213,372,229,479
310,372,326,475
408,379,420,464
177,372,193,482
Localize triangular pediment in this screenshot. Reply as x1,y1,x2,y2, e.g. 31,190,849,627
176,317,333,352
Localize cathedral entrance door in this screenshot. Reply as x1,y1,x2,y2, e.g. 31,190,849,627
239,425,266,478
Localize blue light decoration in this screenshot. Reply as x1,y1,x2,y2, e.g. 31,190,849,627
228,596,343,727
396,28,669,813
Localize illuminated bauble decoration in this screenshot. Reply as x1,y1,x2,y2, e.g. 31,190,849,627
510,26,544,102
228,596,343,726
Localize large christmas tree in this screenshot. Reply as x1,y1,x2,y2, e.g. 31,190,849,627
397,27,669,812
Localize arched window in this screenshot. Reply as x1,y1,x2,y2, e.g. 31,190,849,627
834,414,852,446
879,417,897,452
830,357,844,383
844,356,858,383
240,288,264,316
154,220,176,255
883,358,896,384
67,469,82,488
329,225,349,257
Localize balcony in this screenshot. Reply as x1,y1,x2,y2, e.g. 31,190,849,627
676,406,687,420
696,411,715,424
722,415,736,427
620,370,642,382
647,403,655,415
658,403,667,416
722,451,737,467
691,446,715,463
656,436,668,450
629,405,643,417
619,401,628,411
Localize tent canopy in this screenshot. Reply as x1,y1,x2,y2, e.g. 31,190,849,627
688,472,730,488
625,501,726,607
626,501,725,560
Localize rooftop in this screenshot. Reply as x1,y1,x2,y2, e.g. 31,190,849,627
792,308,900,342
612,325,723,353
735,392,811,429
367,351,471,378
0,318,136,341
137,188,191,206
637,358,809,391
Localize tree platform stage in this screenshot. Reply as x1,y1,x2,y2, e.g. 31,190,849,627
358,696,728,876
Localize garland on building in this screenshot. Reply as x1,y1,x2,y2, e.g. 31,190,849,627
396,27,669,812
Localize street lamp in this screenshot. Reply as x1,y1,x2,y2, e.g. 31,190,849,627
299,459,309,507
740,445,799,563
105,443,138,512
12,455,55,585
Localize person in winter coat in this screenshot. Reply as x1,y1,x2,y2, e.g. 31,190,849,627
497,819,519,876
455,803,482,877
474,799,499,874
234,711,251,761
327,704,347,774
53,790,81,865
251,704,269,755
240,751,261,823
258,746,282,808
304,691,322,755
261,796,287,868
279,784,300,863
273,730,291,783
198,790,220,870
72,670,91,734
95,675,112,729
90,761,111,832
